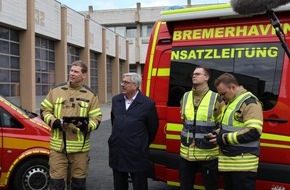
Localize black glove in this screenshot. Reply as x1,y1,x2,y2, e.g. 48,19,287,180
52,119,62,130
216,133,224,145
217,132,229,145
77,123,88,133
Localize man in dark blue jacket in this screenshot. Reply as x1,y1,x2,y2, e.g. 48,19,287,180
108,72,159,190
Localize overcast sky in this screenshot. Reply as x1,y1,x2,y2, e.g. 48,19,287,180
57,0,229,11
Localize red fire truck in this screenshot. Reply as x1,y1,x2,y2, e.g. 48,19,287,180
0,95,50,190
143,3,290,189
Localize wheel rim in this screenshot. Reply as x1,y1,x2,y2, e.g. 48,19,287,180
23,165,49,190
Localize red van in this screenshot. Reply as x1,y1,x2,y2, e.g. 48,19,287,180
0,95,50,190
143,3,290,189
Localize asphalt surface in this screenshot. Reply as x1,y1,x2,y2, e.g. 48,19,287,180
86,104,179,189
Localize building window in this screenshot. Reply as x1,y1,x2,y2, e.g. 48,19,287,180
129,64,137,73
0,26,20,97
67,45,80,75
35,36,55,96
141,24,153,37
126,27,137,38
90,51,98,94
115,27,126,37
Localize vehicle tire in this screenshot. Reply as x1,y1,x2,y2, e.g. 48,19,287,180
12,157,50,190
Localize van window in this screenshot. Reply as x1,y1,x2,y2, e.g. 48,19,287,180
168,42,284,111
0,107,23,128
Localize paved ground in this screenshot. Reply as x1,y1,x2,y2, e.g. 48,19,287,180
86,103,179,189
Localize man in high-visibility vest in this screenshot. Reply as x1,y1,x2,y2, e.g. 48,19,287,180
210,73,263,190
179,66,223,190
41,60,102,190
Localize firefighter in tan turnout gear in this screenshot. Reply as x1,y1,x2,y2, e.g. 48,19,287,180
41,60,102,190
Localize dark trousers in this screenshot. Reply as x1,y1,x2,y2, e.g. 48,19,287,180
179,157,218,190
223,171,256,190
113,169,148,190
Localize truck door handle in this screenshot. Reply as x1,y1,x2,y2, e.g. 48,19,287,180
264,118,288,123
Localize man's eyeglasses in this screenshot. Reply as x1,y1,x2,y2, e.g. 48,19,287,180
120,81,134,85
192,73,206,77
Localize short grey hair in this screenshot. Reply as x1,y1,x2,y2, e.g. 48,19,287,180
123,72,142,88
